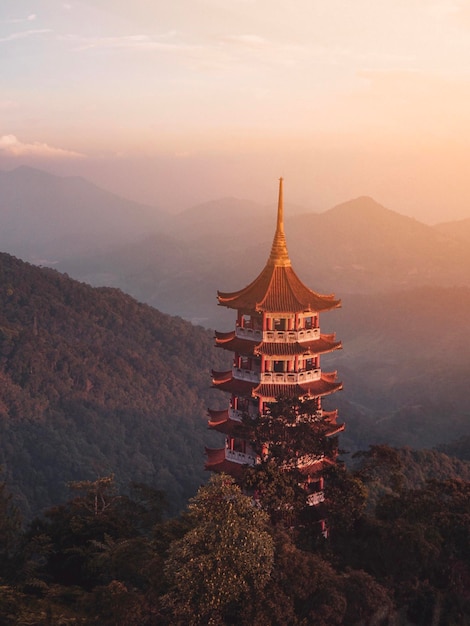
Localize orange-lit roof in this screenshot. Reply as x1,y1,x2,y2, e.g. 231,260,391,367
217,179,340,314
204,448,247,478
215,330,341,357
212,369,342,400
255,377,342,401
207,408,244,434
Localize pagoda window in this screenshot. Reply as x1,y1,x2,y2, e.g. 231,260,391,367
274,360,285,373
232,438,246,453
242,314,253,329
304,316,313,330
235,397,249,412
306,358,314,371
252,315,263,331
274,318,286,331
240,356,250,369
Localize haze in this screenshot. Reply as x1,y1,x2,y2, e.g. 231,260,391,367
1,0,470,222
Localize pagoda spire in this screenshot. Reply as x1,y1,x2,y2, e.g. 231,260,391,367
268,177,291,268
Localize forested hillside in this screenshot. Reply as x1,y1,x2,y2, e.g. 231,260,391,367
0,252,228,519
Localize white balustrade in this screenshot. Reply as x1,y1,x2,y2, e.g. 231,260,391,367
259,369,321,384
306,491,325,506
235,327,321,343
225,448,256,466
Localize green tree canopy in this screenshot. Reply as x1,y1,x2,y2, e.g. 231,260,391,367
162,474,274,625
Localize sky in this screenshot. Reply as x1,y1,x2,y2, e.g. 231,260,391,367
1,0,470,222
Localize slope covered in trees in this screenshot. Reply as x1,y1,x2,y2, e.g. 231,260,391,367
0,252,228,518
0,453,469,625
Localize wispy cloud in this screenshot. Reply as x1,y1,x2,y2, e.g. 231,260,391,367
66,32,196,53
0,135,85,159
0,29,51,43
223,34,267,46
2,13,37,24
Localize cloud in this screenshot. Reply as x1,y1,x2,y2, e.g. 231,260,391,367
0,29,51,43
0,135,85,159
2,14,38,24
223,34,267,46
67,32,195,53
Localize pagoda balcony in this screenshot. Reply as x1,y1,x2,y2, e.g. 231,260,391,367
235,326,263,341
235,327,321,343
260,369,321,384
233,368,262,383
228,407,258,422
233,367,321,385
306,491,325,506
225,447,257,466
263,328,321,343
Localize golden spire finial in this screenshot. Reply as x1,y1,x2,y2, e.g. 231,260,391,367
268,177,291,267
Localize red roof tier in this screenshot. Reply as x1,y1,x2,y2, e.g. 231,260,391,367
255,377,342,401
215,331,341,357
212,371,258,395
297,456,336,476
204,448,248,479
217,179,340,314
207,408,244,434
212,369,342,400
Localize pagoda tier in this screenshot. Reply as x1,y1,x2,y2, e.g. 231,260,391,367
217,180,340,314
212,368,342,400
217,265,340,314
208,407,344,438
214,329,341,357
207,408,245,434
204,447,251,479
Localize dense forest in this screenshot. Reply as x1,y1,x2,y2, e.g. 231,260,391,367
0,251,228,519
1,251,470,623
1,445,470,624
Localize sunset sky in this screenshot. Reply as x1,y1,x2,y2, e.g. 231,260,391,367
1,0,470,222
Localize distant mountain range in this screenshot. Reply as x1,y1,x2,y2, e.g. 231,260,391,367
3,167,470,325
1,166,470,493
0,166,166,262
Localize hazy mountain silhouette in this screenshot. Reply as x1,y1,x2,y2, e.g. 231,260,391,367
0,166,166,262
287,196,470,294
58,194,470,328
434,216,470,243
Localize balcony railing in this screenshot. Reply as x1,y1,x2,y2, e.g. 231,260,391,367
229,407,257,422
233,368,261,383
235,327,263,341
260,369,321,384
225,448,256,466
306,491,325,506
263,328,320,342
235,327,320,343
233,367,321,384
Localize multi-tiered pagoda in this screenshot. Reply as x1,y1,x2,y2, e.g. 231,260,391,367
206,178,344,506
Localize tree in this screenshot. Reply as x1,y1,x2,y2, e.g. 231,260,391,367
241,397,340,527
162,474,274,625
0,474,22,582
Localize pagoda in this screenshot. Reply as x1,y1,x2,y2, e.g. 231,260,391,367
206,178,344,509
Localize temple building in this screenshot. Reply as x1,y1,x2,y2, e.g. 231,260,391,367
206,178,344,509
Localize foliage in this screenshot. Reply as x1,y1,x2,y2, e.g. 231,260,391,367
0,252,229,519
246,397,335,464
162,474,274,625
241,397,341,528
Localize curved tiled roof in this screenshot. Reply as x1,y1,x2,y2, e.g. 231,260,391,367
255,377,342,401
204,448,249,478
215,330,342,357
207,408,242,434
217,179,340,314
212,369,342,400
